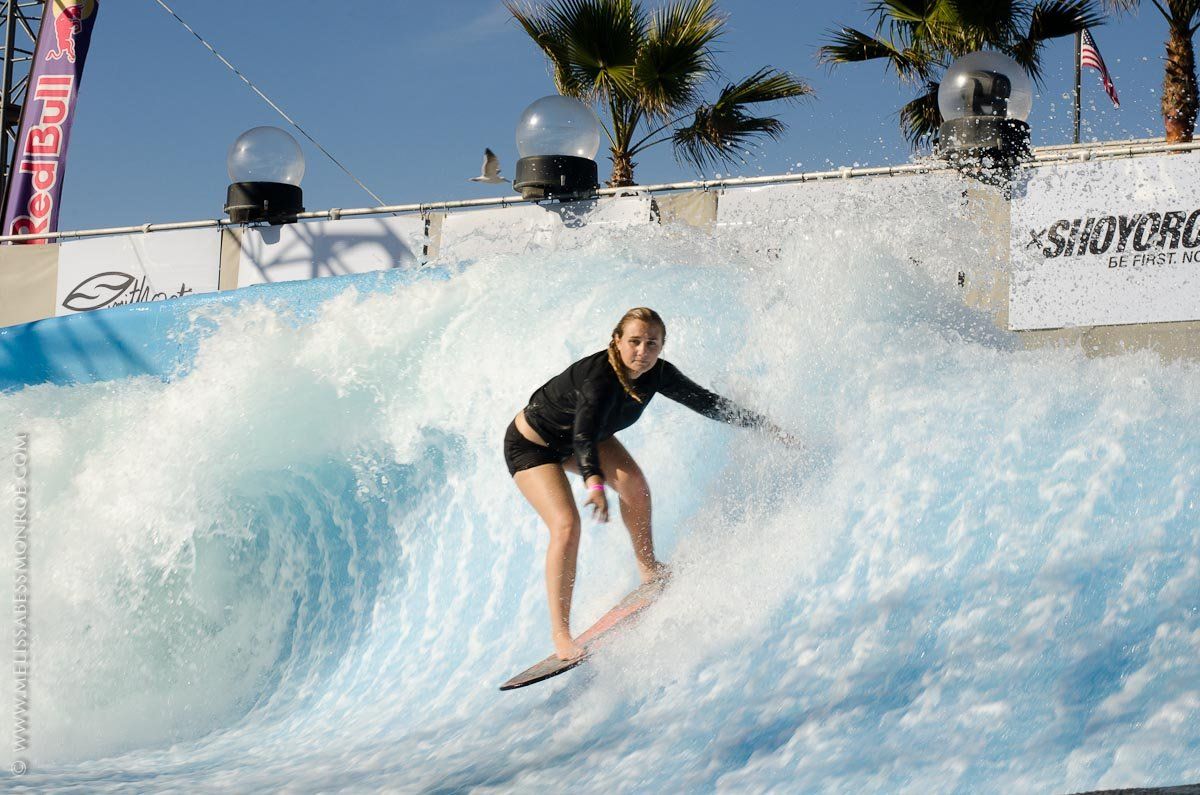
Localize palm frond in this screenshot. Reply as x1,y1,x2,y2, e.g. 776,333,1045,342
1025,0,1106,41
949,0,1023,45
1007,37,1040,78
507,0,647,99
874,0,971,47
554,0,646,98
818,26,936,82
671,68,811,171
506,0,589,96
899,82,943,149
1102,1,1200,32
871,0,940,26
870,0,941,42
635,0,723,118
1009,0,1104,82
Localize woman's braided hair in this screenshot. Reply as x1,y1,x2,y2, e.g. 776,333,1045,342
606,307,666,404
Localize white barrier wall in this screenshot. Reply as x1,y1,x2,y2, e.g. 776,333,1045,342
236,215,426,285
438,196,653,263
1010,154,1200,330
717,171,966,229
715,172,1003,293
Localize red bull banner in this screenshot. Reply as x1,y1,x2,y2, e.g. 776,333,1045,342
2,0,100,243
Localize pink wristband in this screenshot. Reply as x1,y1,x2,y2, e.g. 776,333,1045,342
588,483,605,492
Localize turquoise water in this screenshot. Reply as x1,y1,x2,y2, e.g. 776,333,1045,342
1,202,1198,793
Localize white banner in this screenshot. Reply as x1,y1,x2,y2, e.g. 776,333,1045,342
55,228,221,316
237,215,426,286
1009,153,1200,330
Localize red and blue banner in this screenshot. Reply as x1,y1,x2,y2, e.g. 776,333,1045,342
2,0,100,243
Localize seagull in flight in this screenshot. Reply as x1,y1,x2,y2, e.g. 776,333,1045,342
469,148,508,184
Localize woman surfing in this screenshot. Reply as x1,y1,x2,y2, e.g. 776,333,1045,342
505,307,794,661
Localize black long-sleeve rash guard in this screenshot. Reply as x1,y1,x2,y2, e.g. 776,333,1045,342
521,350,768,482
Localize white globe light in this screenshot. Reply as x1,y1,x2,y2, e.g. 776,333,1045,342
227,126,305,185
938,51,1032,122
516,95,601,159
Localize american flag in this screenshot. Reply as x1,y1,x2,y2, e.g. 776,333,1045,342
1081,28,1120,108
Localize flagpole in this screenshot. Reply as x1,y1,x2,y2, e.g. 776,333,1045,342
1080,30,1089,144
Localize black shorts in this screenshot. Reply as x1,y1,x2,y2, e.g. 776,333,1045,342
504,420,570,476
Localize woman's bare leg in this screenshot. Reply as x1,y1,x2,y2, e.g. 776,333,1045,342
565,437,665,584
513,463,585,660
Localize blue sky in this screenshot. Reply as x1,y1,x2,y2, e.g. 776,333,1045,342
59,0,1181,231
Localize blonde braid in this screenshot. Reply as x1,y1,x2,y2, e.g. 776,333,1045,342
607,307,666,404
608,338,644,403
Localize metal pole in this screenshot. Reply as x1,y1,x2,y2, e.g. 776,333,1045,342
0,0,18,205
1080,30,1089,144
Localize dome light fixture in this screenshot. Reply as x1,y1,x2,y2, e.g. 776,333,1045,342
224,126,305,224
936,51,1033,183
513,95,601,201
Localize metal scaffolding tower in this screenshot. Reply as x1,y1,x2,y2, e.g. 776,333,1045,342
0,0,45,200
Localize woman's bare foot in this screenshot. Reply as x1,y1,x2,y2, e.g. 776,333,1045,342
639,559,672,585
553,632,585,661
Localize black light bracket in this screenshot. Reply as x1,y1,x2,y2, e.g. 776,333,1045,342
513,155,599,202
937,117,1031,192
225,181,304,225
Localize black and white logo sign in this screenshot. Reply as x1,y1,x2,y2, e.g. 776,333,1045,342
61,271,194,312
54,228,221,318
1026,209,1200,268
1010,155,1200,331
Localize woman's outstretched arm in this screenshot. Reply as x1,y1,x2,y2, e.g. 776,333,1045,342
658,361,801,447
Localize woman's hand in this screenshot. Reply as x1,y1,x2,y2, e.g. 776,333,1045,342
774,430,804,449
582,478,609,523
763,421,804,450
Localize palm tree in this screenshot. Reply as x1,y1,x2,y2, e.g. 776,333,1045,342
1106,0,1200,141
819,1,1104,149
506,0,811,186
